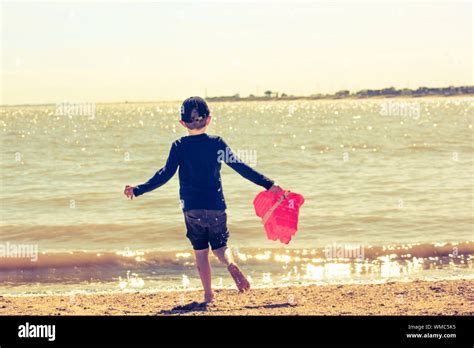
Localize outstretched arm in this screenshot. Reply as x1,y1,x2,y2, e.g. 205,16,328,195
130,142,180,198
218,138,275,190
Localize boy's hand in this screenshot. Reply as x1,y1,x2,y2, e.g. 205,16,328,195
269,184,284,193
124,185,135,200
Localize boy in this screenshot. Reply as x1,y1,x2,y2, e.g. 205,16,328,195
124,96,281,303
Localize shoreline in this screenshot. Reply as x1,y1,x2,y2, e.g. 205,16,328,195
2,93,473,108
204,93,474,103
1,279,472,316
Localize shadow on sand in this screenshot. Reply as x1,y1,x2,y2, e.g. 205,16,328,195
158,301,297,315
158,301,209,315
242,303,297,310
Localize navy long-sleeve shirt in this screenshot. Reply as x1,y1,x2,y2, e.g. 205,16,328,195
133,134,274,211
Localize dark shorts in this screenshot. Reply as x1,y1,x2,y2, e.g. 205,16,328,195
184,209,229,250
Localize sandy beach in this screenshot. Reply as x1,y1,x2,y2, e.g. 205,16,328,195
1,279,472,316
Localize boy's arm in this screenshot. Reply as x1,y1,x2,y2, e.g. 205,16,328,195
218,139,274,190
132,142,180,197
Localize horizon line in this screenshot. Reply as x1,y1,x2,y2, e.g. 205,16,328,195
1,84,473,107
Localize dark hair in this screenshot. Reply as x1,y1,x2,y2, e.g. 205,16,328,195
180,96,210,130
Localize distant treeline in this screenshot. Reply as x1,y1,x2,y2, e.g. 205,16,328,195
205,86,474,102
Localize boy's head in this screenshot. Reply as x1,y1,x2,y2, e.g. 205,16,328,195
180,96,210,130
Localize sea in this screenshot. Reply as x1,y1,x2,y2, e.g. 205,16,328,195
1,97,473,295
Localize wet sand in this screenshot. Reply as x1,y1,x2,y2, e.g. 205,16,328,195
1,280,472,316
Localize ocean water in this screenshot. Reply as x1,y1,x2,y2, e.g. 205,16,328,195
1,97,473,295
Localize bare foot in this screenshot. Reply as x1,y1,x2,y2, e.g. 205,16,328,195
204,292,214,303
227,263,251,292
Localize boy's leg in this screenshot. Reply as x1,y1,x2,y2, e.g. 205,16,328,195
213,246,250,292
211,245,234,266
194,248,214,303
184,210,215,303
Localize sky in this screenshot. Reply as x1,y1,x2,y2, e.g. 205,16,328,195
1,1,472,105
